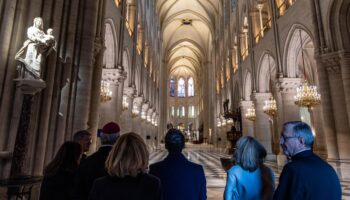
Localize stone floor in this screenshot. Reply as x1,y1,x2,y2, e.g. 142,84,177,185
1,143,350,199
150,143,350,200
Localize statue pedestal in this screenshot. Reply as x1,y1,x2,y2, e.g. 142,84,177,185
10,79,46,178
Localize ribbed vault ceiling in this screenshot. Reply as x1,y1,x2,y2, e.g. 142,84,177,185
157,0,219,79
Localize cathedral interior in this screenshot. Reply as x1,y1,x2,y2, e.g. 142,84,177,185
1,0,350,199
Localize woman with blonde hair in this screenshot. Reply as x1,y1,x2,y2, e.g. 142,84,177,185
89,132,162,200
224,136,275,200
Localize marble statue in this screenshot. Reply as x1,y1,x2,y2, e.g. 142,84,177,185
15,17,56,78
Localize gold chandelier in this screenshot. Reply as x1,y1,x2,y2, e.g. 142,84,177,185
294,80,321,107
263,97,277,116
100,80,112,102
122,95,129,110
294,29,321,108
131,104,139,118
245,105,256,121
263,54,278,117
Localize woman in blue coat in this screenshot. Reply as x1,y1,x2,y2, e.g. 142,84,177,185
224,136,275,200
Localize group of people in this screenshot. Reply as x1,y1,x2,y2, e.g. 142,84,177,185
224,121,342,200
39,120,342,200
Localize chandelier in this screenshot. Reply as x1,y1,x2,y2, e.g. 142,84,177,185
217,118,222,127
100,81,112,102
294,80,321,107
131,105,139,118
245,106,256,121
147,115,152,122
141,111,146,120
122,95,129,110
263,97,277,116
294,29,321,108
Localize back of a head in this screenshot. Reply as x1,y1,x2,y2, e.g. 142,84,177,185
73,130,91,142
165,128,185,153
234,136,266,172
100,122,120,145
44,141,82,176
106,132,149,178
284,121,314,148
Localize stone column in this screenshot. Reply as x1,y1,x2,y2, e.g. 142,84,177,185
87,36,105,153
339,51,350,127
275,78,301,166
326,66,350,160
317,53,339,160
257,3,264,37
115,71,127,122
120,86,135,133
276,78,301,122
240,100,254,136
252,92,275,160
72,0,100,133
10,79,46,177
327,59,350,179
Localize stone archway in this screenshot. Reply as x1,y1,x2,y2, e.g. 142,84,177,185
284,26,326,157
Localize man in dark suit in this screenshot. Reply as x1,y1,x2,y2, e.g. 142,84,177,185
149,128,206,200
273,121,341,200
73,122,120,200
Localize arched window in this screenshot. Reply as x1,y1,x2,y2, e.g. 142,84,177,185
178,78,186,97
170,79,175,97
188,77,194,96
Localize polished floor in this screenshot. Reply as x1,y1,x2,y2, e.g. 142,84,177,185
150,143,350,200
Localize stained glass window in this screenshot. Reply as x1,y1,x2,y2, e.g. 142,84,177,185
188,77,194,96
178,78,186,97
170,79,175,96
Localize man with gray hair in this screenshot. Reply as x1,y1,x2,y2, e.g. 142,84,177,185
74,122,120,200
273,121,341,200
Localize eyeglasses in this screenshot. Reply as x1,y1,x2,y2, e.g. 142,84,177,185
280,134,298,142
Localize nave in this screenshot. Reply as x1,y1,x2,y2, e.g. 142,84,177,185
150,144,350,200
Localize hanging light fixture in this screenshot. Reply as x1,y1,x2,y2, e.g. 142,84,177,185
217,117,222,127
263,97,277,116
100,80,112,102
263,55,278,117
122,95,129,110
131,104,139,118
294,30,321,108
245,105,256,121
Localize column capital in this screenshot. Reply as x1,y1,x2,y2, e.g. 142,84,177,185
240,100,254,108
339,50,350,60
102,68,127,85
252,92,272,101
319,52,341,74
123,86,136,98
276,78,301,93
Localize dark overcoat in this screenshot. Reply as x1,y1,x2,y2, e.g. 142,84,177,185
149,153,206,200
40,169,76,200
74,146,112,200
89,173,162,200
273,150,341,200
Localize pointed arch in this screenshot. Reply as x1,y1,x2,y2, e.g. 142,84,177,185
103,19,118,69
257,52,277,93
243,70,252,100
283,25,317,85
